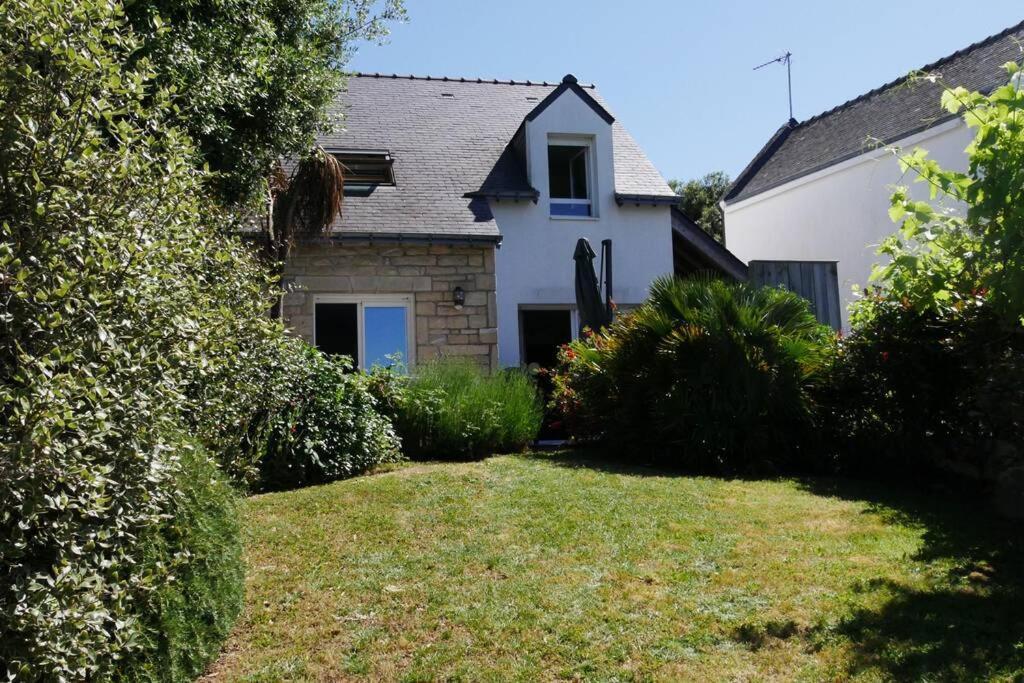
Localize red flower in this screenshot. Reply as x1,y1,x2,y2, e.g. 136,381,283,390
565,349,576,360
881,351,890,362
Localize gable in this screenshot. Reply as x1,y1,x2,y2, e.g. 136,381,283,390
525,74,615,125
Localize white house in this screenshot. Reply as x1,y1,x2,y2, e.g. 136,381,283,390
723,20,1024,330
282,72,744,369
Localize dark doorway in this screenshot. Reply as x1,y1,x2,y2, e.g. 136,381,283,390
314,303,358,360
520,308,572,369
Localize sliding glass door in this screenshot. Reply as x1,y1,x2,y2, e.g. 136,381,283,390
314,296,412,370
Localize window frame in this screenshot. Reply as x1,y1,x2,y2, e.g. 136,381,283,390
313,294,415,369
547,135,597,219
326,149,396,189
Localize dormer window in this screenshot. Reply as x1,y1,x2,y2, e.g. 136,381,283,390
548,138,593,217
331,150,395,192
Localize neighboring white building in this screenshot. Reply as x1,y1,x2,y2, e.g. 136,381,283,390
283,73,745,370
723,21,1024,330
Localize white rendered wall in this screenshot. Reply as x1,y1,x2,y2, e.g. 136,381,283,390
493,91,674,367
724,120,972,330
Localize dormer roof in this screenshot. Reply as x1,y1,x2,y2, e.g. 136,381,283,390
524,74,616,125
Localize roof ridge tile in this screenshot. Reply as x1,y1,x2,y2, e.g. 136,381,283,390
348,71,596,88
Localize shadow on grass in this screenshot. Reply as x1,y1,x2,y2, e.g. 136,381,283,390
526,449,1024,679
520,446,745,479
798,478,1024,680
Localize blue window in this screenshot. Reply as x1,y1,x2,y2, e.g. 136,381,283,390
550,201,592,217
364,306,409,370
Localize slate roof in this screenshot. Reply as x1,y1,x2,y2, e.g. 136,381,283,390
725,20,1024,204
318,73,675,240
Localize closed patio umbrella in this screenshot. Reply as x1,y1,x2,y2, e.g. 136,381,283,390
573,237,611,335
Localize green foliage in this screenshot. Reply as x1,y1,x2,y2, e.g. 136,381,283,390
120,445,244,682
375,359,543,459
819,294,1024,478
873,63,1024,320
668,171,731,243
0,0,277,677
256,341,403,491
123,0,406,205
551,275,834,473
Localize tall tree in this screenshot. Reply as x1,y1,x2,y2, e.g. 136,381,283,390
669,171,731,244
123,0,406,207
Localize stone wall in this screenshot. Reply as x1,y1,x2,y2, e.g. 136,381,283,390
282,241,498,370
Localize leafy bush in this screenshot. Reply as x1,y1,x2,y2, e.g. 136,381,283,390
818,65,1024,501
551,275,834,473
375,358,543,459
0,1,273,677
255,341,403,491
120,445,244,682
875,64,1024,319
819,293,1024,478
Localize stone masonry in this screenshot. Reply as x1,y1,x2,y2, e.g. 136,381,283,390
282,241,498,370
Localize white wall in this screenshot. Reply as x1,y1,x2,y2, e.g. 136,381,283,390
724,120,972,330
493,90,674,366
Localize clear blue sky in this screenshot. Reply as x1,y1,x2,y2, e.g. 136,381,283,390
348,1,1023,183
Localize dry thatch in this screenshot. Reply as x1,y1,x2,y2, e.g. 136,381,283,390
265,146,344,263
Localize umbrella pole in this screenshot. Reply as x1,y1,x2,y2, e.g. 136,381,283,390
602,239,613,323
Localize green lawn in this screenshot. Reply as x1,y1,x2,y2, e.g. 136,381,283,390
207,452,1023,681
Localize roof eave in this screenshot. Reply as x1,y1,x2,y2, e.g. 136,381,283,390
315,231,503,246
464,189,540,203
671,207,748,281
614,193,679,206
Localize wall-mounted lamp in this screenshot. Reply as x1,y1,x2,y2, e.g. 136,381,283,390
453,286,465,310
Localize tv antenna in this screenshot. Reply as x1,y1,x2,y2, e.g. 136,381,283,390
754,51,793,120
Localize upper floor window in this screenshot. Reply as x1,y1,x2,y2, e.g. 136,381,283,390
548,141,592,217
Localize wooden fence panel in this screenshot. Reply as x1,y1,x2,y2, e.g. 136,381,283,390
749,260,841,330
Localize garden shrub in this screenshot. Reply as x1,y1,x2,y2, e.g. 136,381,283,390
551,275,834,473
375,358,543,459
818,293,1024,479
816,64,1024,502
0,1,274,677
119,445,244,682
255,341,403,491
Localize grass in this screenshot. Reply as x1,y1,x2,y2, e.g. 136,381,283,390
206,452,1024,681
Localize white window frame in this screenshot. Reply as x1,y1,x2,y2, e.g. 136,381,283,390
312,294,415,369
547,135,597,220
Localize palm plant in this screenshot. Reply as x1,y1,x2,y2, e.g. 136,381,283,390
559,275,833,473
265,146,345,264
263,147,345,315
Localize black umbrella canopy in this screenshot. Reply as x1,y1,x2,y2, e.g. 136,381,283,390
573,238,610,335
